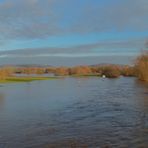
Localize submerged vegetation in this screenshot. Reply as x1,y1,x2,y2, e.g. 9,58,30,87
0,52,148,83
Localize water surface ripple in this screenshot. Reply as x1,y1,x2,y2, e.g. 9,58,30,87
0,77,148,147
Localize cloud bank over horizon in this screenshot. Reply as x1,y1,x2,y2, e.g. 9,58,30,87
0,0,148,55
0,39,145,59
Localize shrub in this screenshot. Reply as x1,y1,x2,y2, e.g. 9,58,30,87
102,66,121,78
121,66,136,77
0,67,14,80
54,67,69,76
69,66,92,75
135,52,148,82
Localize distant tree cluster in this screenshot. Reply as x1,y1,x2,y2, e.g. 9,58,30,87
0,65,136,80
11,65,136,78
15,67,46,75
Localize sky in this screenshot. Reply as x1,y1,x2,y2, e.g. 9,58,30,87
0,0,148,57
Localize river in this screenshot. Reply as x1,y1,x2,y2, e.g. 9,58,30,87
0,77,148,147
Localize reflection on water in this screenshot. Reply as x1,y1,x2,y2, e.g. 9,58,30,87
0,77,148,148
135,80,148,139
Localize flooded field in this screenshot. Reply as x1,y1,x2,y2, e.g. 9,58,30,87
0,77,148,147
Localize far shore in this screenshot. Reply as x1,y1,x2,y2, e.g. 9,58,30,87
0,52,147,83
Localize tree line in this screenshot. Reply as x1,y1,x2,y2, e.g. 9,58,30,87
0,52,148,82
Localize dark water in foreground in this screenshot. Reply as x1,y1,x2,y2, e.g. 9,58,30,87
0,77,148,148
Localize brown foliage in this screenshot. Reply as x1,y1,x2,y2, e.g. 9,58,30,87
135,52,148,82
0,67,14,80
102,66,121,78
90,67,102,75
15,67,45,75
46,67,55,73
54,67,69,76
121,66,136,77
69,66,92,75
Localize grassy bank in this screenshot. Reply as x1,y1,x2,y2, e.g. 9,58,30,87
0,76,57,83
71,74,101,77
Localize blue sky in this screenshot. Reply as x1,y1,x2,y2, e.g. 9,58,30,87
0,0,148,54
